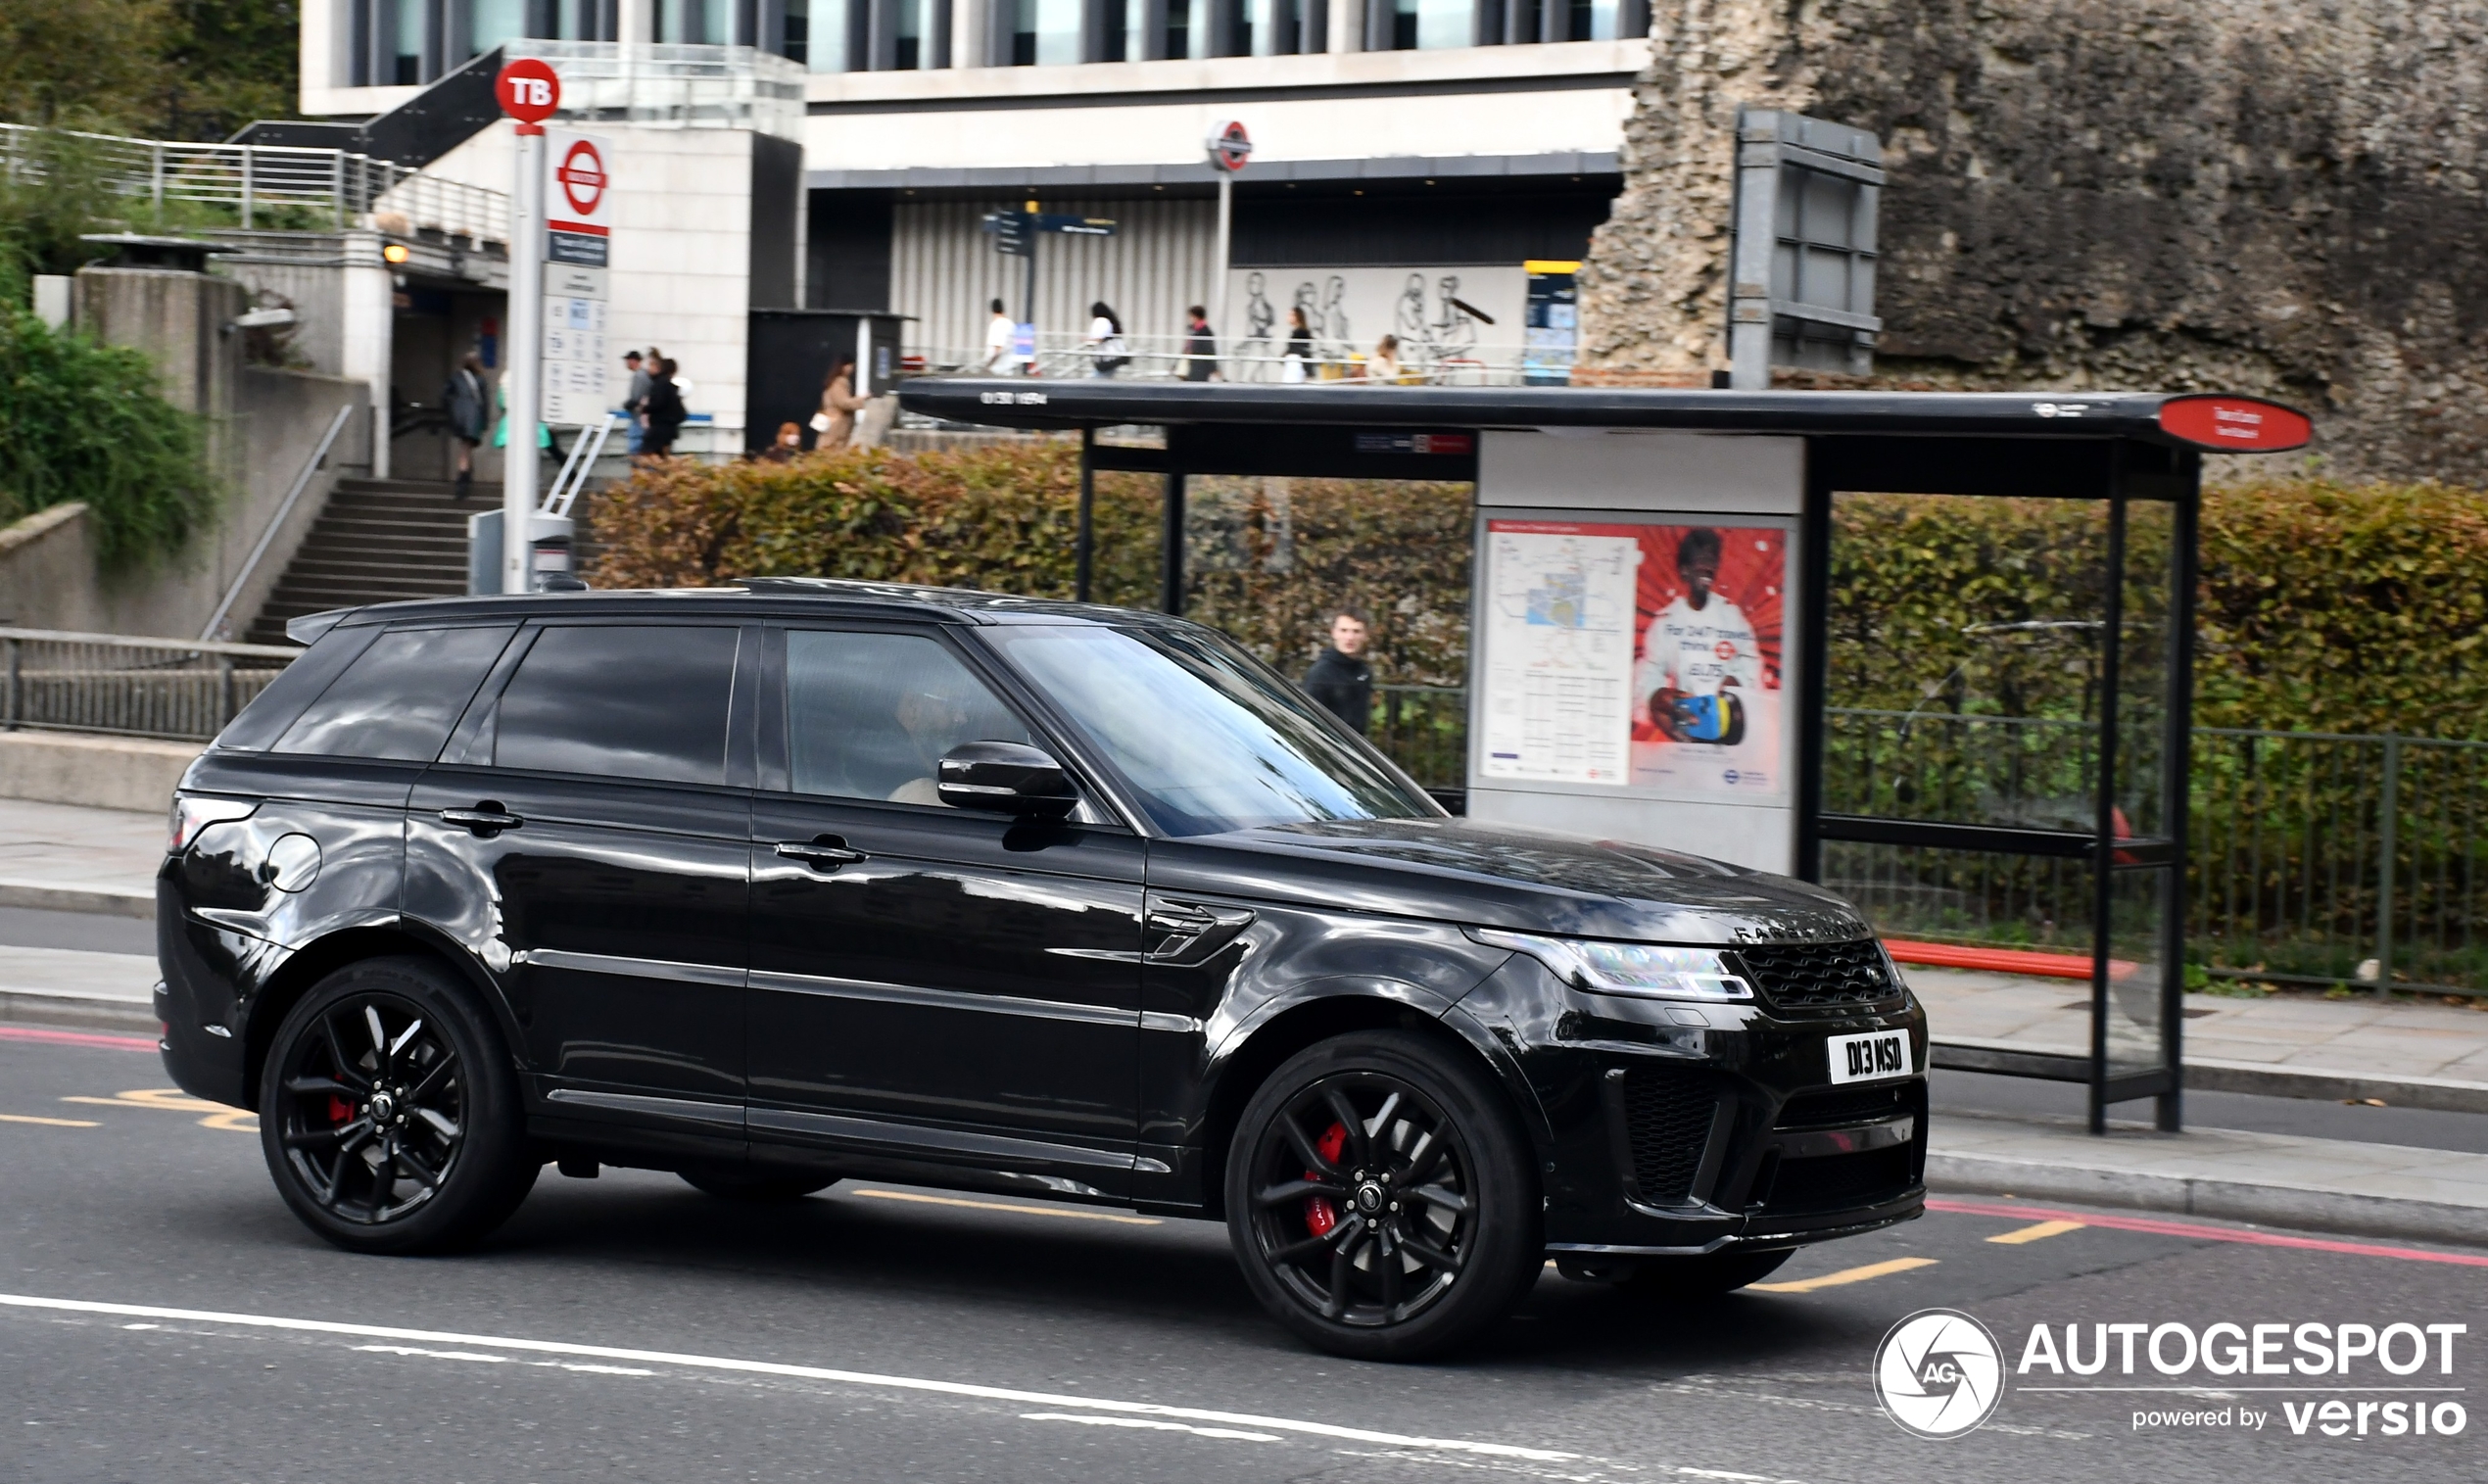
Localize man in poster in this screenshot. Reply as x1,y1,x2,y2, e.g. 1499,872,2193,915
1635,528,1761,743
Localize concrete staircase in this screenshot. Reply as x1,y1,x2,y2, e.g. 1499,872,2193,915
244,479,484,646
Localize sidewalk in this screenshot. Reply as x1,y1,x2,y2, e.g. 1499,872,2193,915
0,796,2484,1246
1910,965,2488,1113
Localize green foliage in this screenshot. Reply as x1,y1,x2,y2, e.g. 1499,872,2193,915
0,0,297,139
0,288,216,568
585,446,1473,686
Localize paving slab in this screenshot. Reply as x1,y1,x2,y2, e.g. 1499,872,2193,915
0,797,163,918
1927,1109,2488,1248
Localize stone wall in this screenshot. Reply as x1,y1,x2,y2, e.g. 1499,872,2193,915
1579,0,2488,482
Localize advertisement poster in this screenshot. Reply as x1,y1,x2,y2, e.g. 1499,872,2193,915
1479,518,1787,797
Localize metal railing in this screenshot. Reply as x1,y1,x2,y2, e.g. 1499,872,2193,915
0,123,508,243
909,333,1572,388
0,630,298,742
507,40,805,139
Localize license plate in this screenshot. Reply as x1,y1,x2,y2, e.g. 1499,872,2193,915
1829,1029,1913,1084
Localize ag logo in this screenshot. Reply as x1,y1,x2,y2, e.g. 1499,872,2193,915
1875,1309,2005,1439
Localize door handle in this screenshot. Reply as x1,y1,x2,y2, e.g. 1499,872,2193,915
775,837,868,872
440,805,523,836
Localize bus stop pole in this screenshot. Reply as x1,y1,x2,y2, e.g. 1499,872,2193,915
1159,471,1186,616
1075,428,1095,603
503,123,547,594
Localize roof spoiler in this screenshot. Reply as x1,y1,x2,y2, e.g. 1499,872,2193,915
285,608,355,646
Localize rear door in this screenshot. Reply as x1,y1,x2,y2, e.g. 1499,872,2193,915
742,624,1147,1190
407,619,755,1149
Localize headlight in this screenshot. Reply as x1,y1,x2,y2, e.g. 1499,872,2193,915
1466,929,1754,1002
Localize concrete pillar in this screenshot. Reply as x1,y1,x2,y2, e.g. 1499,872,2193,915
339,231,399,479
1327,0,1357,52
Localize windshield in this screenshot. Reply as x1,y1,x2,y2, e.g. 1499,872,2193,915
981,624,1442,837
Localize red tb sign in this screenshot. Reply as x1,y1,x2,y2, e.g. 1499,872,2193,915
497,59,561,124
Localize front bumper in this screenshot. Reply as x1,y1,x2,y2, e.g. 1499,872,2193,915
1459,954,1931,1254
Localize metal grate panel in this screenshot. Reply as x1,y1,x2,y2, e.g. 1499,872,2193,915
1619,1071,1717,1204
1734,939,1900,1010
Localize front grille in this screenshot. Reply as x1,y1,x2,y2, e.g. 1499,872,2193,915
1619,1071,1718,1204
1776,1083,1911,1129
1734,939,1899,1009
1760,1145,1916,1213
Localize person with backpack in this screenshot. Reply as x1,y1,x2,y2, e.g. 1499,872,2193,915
1085,302,1128,377
641,358,688,457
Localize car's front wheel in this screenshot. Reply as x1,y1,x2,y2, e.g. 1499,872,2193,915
1224,1029,1541,1361
259,956,537,1254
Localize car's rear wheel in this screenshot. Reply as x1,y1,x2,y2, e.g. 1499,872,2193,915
679,1171,837,1202
260,957,536,1254
1225,1030,1540,1361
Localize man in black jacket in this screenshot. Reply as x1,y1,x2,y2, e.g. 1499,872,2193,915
1302,609,1373,735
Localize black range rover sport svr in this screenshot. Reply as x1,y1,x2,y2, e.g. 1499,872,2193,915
158,580,1928,1359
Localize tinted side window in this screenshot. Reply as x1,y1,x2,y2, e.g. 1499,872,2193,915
786,630,1030,805
215,624,379,750
494,625,740,786
272,625,514,761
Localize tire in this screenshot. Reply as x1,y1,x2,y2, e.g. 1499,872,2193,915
1224,1029,1542,1361
259,956,538,1255
679,1171,837,1202
1620,1246,1793,1297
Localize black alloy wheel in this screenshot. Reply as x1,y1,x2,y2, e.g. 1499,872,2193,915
1226,1030,1540,1361
260,957,537,1254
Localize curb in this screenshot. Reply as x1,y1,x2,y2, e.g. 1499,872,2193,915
1934,1035,2488,1117
0,991,158,1034
1927,1152,2488,1251
0,881,155,921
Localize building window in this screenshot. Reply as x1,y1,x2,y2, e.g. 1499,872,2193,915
468,0,525,54
1566,0,1615,40
658,0,733,42
894,0,922,67
1013,0,1078,65
396,0,428,80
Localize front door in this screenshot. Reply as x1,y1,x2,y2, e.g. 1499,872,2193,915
407,620,754,1147
742,625,1146,1191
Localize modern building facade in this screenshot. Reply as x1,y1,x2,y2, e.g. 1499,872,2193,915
300,1,1643,392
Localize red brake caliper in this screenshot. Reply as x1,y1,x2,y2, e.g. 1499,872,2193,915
1304,1122,1349,1236
327,1095,355,1125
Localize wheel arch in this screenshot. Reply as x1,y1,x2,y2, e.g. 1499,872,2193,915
241,922,520,1107
1195,988,1553,1221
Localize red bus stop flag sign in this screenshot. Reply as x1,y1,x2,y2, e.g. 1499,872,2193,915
2156,395,2313,452
497,59,561,124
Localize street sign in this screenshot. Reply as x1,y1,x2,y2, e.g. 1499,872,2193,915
981,210,1031,257
547,131,611,267
1033,213,1116,236
496,58,561,125
1208,120,1252,173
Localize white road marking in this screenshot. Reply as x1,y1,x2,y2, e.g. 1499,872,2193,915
2,1293,1575,1461
1020,1412,1280,1442
355,1343,654,1376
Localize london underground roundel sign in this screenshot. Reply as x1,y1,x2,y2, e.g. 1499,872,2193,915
496,58,561,125
557,138,607,216
2156,394,2312,452
1208,120,1253,174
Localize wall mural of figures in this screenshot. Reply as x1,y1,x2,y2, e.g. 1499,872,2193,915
1222,265,1526,379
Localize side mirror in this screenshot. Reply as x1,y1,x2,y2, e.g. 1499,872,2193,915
937,741,1079,818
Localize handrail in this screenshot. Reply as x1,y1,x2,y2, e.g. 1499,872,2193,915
0,628,299,659
200,402,356,643
543,414,622,518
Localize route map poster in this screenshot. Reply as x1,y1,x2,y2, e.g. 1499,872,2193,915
1478,518,1787,799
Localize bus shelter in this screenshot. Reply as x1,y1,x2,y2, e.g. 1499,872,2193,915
898,380,2314,1132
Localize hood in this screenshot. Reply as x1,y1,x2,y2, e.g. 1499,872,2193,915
1147,816,1873,946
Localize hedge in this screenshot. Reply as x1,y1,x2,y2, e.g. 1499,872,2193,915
585,448,2488,739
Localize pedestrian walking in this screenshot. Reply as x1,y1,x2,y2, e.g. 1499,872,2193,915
1180,305,1218,381
756,421,804,462
443,354,488,499
1085,302,1128,377
1281,307,1315,384
1302,608,1374,735
621,349,650,454
983,299,1018,374
640,358,687,457
1369,334,1405,385
814,358,872,449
